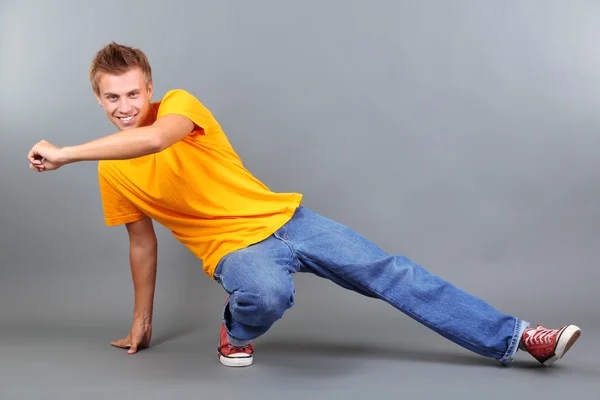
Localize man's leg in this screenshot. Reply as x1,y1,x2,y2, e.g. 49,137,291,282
212,233,301,367
277,206,580,366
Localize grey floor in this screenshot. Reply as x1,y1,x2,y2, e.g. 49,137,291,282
2,280,598,400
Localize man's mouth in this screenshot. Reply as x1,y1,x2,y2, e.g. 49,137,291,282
117,114,137,123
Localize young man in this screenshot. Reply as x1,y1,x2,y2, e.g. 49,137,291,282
27,42,581,369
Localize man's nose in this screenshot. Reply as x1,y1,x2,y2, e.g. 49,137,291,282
118,99,133,114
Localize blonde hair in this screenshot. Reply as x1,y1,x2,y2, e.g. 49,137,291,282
89,41,152,94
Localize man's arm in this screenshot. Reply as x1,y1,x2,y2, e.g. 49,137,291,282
27,113,195,171
111,216,158,354
127,216,158,324
61,114,194,163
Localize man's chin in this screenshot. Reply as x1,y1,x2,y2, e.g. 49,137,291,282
118,124,137,130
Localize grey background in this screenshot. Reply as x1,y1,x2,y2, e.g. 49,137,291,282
1,0,599,398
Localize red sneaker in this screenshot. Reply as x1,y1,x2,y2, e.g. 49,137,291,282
521,324,581,367
218,323,254,367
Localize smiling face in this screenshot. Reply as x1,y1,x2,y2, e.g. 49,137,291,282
94,67,154,130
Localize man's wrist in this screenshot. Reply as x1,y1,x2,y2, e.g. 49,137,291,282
134,314,152,324
58,146,78,164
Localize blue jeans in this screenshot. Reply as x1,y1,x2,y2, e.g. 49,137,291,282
213,206,529,364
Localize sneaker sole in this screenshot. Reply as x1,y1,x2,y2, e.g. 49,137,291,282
542,324,581,367
219,353,253,367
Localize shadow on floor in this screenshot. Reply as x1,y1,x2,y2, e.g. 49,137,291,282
150,323,203,347
250,338,570,375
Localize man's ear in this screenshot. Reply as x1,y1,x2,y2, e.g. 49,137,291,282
147,82,154,99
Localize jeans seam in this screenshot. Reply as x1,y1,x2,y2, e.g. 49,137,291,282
500,319,522,364
222,292,242,341
499,319,528,364
273,231,300,270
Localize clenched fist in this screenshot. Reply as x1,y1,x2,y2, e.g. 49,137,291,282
27,140,68,172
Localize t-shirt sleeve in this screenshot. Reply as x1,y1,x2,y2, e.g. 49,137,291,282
157,89,224,135
98,171,146,226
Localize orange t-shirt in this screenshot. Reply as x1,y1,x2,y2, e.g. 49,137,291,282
97,89,303,278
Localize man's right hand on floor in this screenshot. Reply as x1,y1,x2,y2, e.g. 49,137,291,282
111,318,152,354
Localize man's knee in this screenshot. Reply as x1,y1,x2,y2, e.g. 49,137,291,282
217,249,296,328
230,281,295,327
